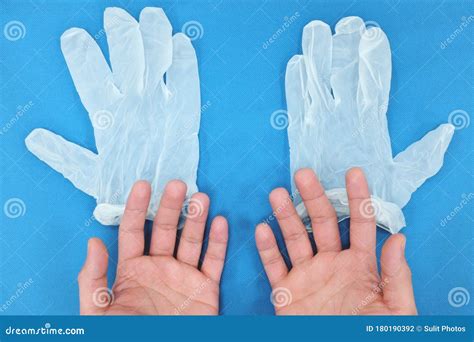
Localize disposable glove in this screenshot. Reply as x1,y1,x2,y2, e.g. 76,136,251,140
286,17,454,233
25,7,201,225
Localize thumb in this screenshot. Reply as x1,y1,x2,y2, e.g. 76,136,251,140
380,234,417,314
78,238,110,315
392,123,454,208
25,128,99,198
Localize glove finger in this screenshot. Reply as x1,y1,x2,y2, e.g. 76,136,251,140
155,33,200,195
286,55,307,134
166,33,199,109
139,7,172,88
393,123,455,207
25,128,98,198
357,25,391,117
331,16,364,101
61,28,120,114
104,7,145,93
301,20,334,117
357,25,392,160
286,55,311,185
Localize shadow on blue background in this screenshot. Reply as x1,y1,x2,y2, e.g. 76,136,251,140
0,0,473,315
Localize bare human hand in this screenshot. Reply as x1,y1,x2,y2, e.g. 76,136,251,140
256,168,417,315
78,180,228,315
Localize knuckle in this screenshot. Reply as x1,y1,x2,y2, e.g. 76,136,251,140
284,229,307,242
182,234,203,245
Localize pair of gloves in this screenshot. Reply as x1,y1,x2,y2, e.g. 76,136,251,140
25,8,454,233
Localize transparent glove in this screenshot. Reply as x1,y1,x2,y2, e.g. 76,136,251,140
286,17,454,233
25,7,201,225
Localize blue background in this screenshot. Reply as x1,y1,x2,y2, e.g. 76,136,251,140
1,316,473,341
0,0,473,316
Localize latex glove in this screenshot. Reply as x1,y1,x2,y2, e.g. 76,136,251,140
286,17,454,233
25,7,201,225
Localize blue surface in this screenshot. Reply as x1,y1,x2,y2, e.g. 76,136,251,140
0,0,473,316
1,316,473,341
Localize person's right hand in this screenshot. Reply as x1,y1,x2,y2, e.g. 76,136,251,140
256,168,417,315
78,180,228,315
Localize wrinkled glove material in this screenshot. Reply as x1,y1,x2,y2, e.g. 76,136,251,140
25,7,201,226
286,16,454,233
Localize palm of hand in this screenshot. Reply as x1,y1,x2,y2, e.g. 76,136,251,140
274,250,393,315
78,180,228,315
256,168,417,316
104,256,218,315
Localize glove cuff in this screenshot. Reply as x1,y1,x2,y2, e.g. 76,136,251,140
93,203,187,229
295,188,406,234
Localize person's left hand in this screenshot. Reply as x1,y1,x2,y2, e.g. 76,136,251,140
78,180,228,315
256,168,417,315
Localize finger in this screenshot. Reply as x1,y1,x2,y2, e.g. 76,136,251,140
139,7,172,88
78,238,109,315
201,216,229,283
177,193,210,267
381,234,417,314
60,28,120,114
302,20,334,115
346,167,376,253
118,181,150,262
150,180,187,256
270,188,313,265
25,128,98,197
295,168,341,252
255,224,288,287
104,7,145,93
